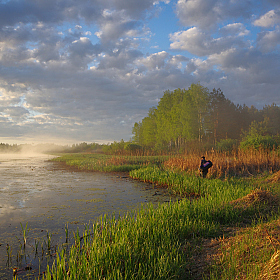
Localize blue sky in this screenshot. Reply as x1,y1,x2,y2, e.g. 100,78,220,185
0,0,280,144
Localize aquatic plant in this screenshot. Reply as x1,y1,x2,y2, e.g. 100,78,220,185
52,154,167,172
19,222,29,247
7,152,280,279
41,170,279,279
65,223,69,243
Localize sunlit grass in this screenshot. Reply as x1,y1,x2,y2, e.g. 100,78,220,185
42,152,280,279
42,171,279,279
208,216,280,280
53,148,280,178
164,148,280,178
52,154,167,172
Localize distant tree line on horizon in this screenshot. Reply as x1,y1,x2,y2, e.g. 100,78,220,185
0,143,21,153
1,83,280,155
0,142,103,154
131,83,280,152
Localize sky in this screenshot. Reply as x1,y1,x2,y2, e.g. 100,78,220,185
0,0,280,145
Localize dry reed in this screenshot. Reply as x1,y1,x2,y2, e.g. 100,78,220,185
230,189,279,210
271,170,280,183
164,148,280,178
210,216,280,279
259,250,280,279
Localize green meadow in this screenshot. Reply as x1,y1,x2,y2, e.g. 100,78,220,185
43,153,280,279
52,153,168,172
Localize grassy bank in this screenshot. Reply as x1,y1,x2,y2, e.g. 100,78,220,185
43,153,280,279
52,153,167,172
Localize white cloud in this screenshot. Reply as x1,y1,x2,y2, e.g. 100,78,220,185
175,0,254,29
257,29,280,52
0,0,279,144
220,23,250,36
2,106,30,122
136,51,169,69
96,9,144,44
175,0,219,29
207,47,280,86
169,27,249,56
254,9,280,27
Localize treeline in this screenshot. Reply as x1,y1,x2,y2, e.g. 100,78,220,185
0,143,21,153
0,142,102,154
65,142,141,154
132,83,280,152
0,143,68,153
0,142,141,155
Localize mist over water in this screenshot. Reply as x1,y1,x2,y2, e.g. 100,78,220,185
0,153,175,279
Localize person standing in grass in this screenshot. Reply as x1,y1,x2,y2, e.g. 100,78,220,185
200,156,212,178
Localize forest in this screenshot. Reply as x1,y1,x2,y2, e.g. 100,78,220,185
132,83,280,152
1,83,279,155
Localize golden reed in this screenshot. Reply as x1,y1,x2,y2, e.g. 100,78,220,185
164,148,280,178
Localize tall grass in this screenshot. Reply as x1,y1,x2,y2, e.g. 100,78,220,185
164,148,280,178
130,165,250,199
43,151,280,279
52,154,167,172
53,148,280,178
43,169,269,279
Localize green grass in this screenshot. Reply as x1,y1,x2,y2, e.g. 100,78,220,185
52,154,167,172
130,165,251,199
43,154,280,279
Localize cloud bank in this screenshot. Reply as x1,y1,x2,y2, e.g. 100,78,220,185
0,0,279,144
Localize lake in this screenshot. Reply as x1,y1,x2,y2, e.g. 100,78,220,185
0,154,176,279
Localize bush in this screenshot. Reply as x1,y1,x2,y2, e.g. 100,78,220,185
216,139,238,152
124,143,142,152
240,135,278,150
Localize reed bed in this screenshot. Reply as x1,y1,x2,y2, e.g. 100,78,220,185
164,148,280,178
42,168,277,279
43,152,280,279
52,154,167,172
53,148,280,178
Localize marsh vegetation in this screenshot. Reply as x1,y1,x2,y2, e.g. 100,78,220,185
38,149,280,279
0,154,174,279
3,83,280,278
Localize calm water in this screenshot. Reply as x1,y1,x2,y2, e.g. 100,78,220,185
0,154,175,279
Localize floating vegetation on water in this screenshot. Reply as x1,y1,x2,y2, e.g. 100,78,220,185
67,198,104,203
18,222,29,247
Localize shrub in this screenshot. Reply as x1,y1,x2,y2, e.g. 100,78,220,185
240,135,278,150
216,139,238,152
124,143,142,152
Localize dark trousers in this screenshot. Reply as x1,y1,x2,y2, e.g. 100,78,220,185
202,169,208,178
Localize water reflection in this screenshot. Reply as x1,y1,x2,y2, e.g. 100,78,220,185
0,154,176,279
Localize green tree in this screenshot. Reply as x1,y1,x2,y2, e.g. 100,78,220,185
141,107,157,147
186,83,209,142
132,122,142,144
155,84,209,148
133,83,210,150
132,83,280,151
155,90,175,148
262,103,280,135
239,117,278,150
207,89,248,143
